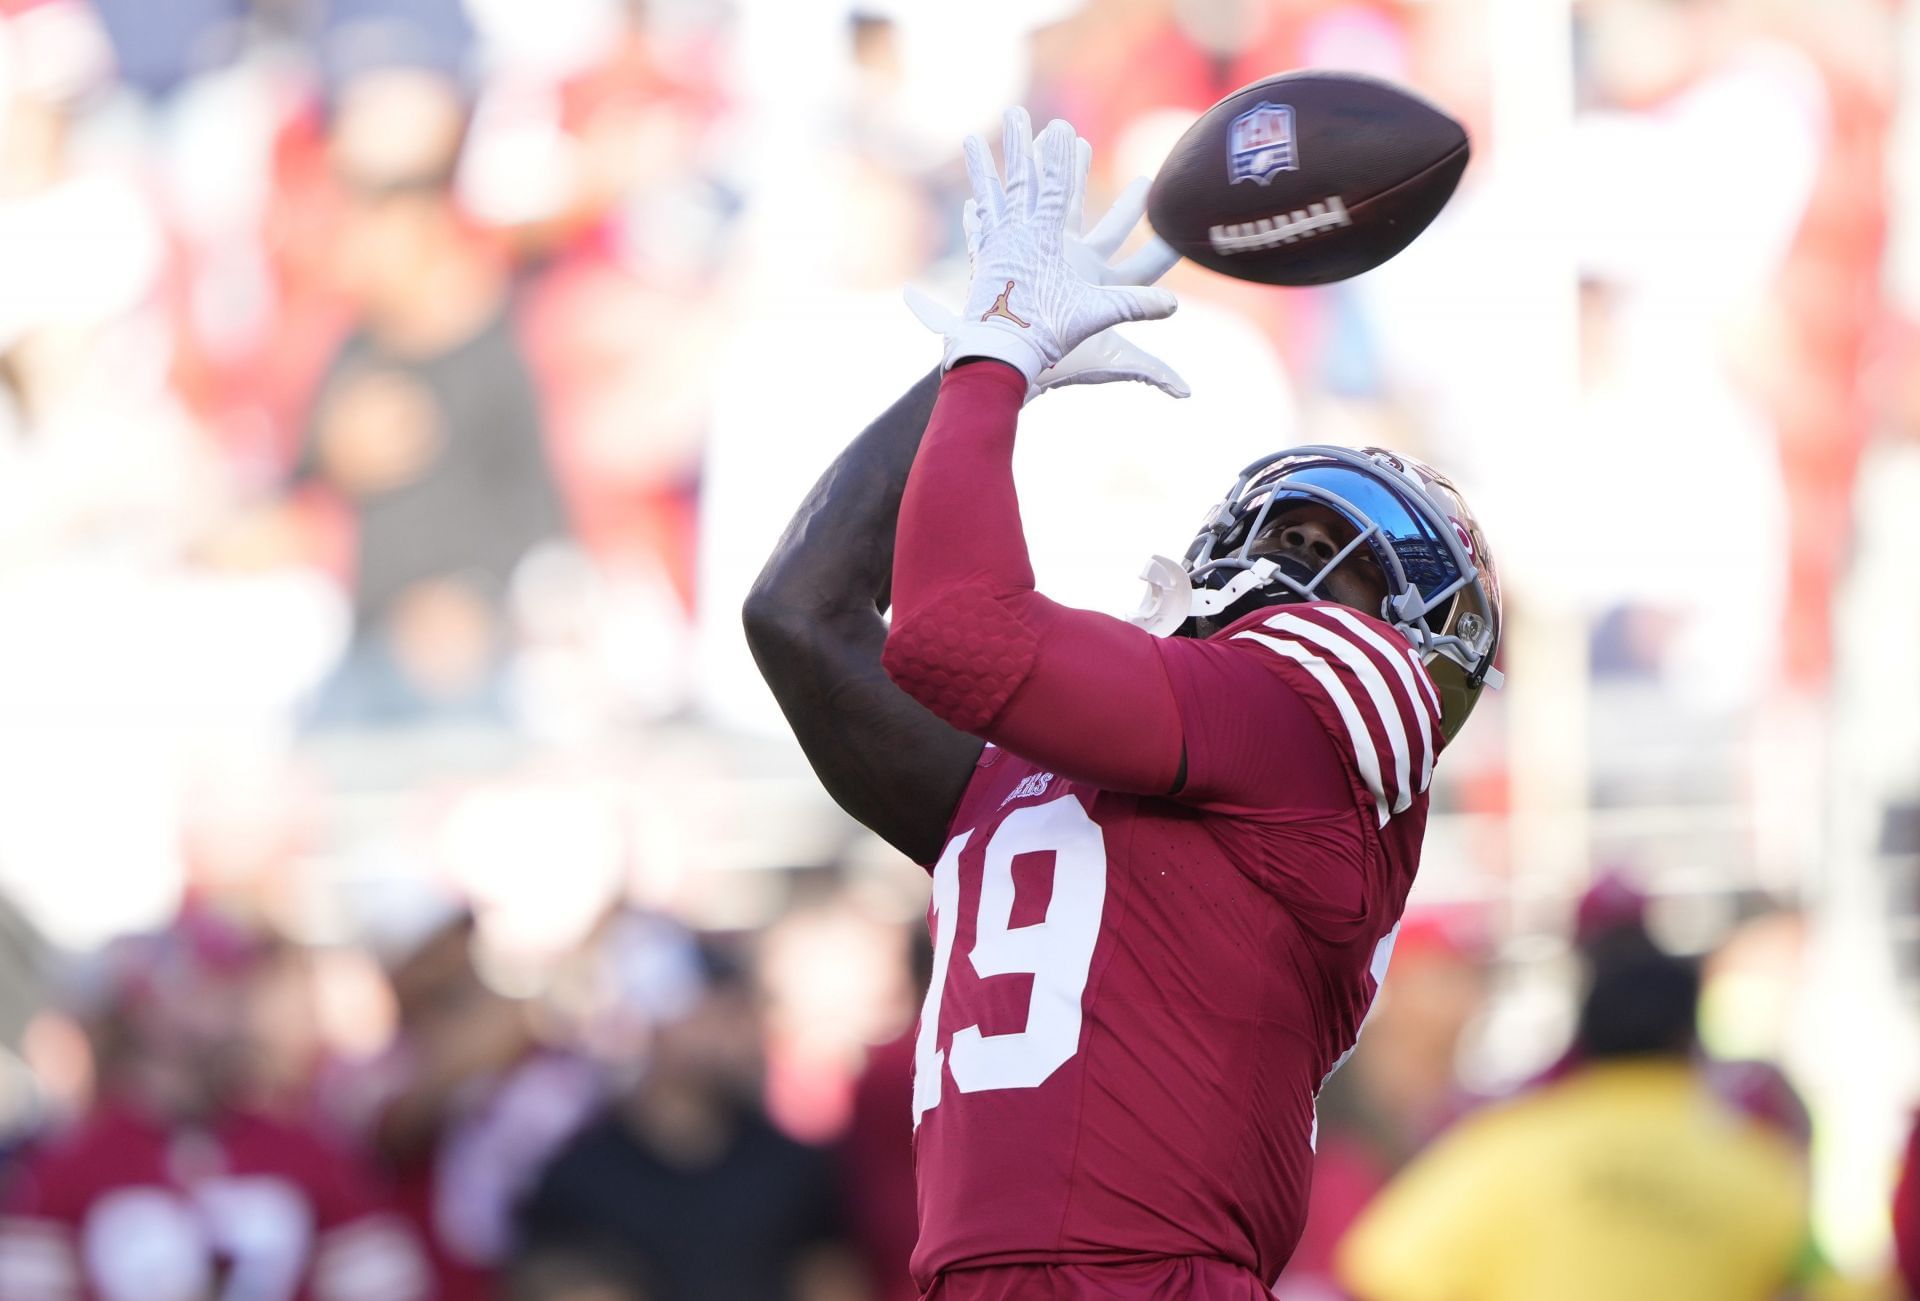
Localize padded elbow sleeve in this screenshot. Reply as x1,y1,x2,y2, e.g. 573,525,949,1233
882,584,1040,734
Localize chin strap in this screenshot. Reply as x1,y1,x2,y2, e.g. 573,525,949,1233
1127,556,1282,637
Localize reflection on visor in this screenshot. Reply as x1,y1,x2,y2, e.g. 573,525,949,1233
1247,464,1462,604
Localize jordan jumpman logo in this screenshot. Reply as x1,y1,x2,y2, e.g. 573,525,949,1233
981,280,1031,328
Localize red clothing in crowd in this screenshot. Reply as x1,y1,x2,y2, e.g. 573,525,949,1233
0,1098,426,1301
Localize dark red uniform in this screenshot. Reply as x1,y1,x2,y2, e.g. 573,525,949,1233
884,364,1442,1297
0,1100,427,1301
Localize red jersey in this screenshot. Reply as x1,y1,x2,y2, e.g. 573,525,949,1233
0,1099,428,1301
906,601,1438,1290
880,364,1444,1294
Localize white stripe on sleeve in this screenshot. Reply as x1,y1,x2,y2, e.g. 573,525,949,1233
1234,630,1390,826
1318,606,1435,794
1402,643,1442,719
1265,613,1415,813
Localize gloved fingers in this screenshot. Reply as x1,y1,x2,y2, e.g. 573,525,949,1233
963,134,1004,223
1084,176,1149,261
1038,330,1189,399
903,283,959,334
1046,365,1192,400
1064,135,1093,237
999,106,1035,217
1032,118,1077,230
1100,283,1178,324
1103,334,1191,398
1110,234,1181,286
961,198,982,261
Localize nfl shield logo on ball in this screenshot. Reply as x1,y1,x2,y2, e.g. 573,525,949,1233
1227,102,1298,184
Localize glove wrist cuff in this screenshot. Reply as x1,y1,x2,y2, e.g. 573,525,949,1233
944,323,1049,385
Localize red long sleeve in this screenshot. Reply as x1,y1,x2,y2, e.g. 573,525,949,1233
883,363,1186,795
884,365,1434,939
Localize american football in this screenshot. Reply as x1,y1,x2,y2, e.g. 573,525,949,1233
1146,70,1470,286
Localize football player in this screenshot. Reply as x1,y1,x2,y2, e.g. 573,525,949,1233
743,109,1501,1301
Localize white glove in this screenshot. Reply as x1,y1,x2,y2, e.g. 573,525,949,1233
938,109,1177,386
906,134,1188,401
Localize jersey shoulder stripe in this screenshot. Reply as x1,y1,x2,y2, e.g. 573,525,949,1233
1318,605,1438,794
1234,629,1392,826
1230,605,1440,824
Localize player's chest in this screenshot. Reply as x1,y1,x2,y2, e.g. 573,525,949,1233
914,766,1283,1128
935,755,1265,950
936,762,1105,939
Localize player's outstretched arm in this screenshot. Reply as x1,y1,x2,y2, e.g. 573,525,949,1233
743,370,986,866
880,110,1194,797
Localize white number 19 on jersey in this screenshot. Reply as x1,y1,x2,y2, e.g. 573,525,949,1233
912,795,1109,1128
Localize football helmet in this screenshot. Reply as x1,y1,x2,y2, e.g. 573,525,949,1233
1129,444,1502,740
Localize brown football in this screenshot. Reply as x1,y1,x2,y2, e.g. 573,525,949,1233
1146,70,1469,286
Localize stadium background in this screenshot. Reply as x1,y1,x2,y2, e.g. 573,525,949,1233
0,0,1914,1295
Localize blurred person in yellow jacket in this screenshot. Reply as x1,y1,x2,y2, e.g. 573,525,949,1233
1335,933,1808,1301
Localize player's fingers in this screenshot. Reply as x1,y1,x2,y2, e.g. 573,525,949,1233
1145,369,1192,399
903,284,959,334
962,134,1004,221
1032,119,1077,228
1065,136,1093,236
1112,235,1182,286
999,106,1034,214
1049,364,1192,399
1084,176,1149,260
1000,105,1033,168
1109,336,1191,397
961,198,983,259
1102,284,1178,323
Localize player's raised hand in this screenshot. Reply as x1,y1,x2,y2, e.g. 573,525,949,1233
908,122,1186,399
1045,142,1188,398
939,109,1176,386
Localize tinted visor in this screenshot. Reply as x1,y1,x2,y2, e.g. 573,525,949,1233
1233,461,1463,605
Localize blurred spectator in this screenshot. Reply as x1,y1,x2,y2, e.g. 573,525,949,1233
1537,874,1816,1154
504,1242,652,1301
0,0,208,570
1568,0,1895,699
509,6,734,594
1278,910,1492,1300
88,0,248,98
295,64,569,728
1336,935,1808,1301
0,906,428,1301
839,927,930,1301
1572,865,1652,946
354,911,600,1300
518,939,861,1301
1704,1056,1813,1153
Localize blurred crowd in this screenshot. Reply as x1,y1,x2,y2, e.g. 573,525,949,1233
0,871,1897,1300
0,0,1917,1295
0,899,914,1300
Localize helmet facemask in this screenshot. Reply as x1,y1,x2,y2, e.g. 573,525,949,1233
1128,444,1503,740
